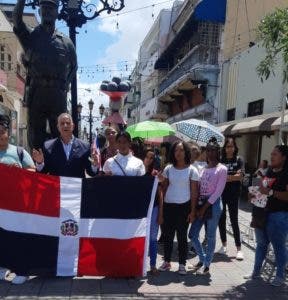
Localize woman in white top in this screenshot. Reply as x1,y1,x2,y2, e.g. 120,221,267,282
103,131,145,176
158,141,199,275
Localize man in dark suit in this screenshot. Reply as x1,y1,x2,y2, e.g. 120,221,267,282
32,113,98,177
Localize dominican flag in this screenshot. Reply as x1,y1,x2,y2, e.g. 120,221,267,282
0,164,157,277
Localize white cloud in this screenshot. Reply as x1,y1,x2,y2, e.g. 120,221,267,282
95,0,174,65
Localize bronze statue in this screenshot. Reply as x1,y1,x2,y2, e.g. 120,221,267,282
13,0,77,149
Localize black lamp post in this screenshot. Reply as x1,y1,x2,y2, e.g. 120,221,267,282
77,100,105,145
88,99,94,145
25,0,125,137
77,102,83,137
99,103,105,118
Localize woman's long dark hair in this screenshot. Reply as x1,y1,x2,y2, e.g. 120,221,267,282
143,147,155,175
169,141,191,166
274,145,288,172
131,137,145,159
221,137,239,161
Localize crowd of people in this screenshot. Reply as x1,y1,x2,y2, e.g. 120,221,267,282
0,113,287,287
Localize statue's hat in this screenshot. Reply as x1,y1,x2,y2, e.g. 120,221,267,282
39,0,59,7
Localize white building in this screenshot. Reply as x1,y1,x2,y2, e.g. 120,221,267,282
130,7,175,123
218,43,287,171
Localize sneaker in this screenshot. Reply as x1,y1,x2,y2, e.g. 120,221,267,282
158,262,171,272
243,273,261,280
270,277,285,287
196,266,210,275
178,264,187,275
0,268,10,280
236,250,244,261
218,246,227,255
150,266,159,275
12,275,28,285
188,261,203,272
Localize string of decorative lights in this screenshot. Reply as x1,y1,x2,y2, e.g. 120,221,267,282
98,0,175,19
55,0,177,31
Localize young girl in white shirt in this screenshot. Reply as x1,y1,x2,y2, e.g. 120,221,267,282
158,141,199,275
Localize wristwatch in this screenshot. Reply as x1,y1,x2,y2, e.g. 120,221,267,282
268,189,274,197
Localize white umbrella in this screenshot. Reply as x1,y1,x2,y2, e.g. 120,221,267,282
172,119,225,147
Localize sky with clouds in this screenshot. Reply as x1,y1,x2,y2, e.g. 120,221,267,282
65,0,175,129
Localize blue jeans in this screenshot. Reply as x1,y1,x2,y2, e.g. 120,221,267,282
253,212,288,279
189,199,222,267
149,206,159,267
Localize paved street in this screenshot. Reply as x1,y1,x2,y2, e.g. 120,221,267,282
0,201,287,300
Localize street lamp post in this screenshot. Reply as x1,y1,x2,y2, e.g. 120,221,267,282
77,100,105,145
88,99,94,145
25,0,125,137
77,102,83,138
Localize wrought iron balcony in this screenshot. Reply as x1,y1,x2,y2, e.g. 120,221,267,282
159,45,219,94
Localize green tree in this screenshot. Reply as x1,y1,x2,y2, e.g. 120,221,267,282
257,8,288,83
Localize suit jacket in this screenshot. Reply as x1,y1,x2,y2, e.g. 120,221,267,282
41,137,95,178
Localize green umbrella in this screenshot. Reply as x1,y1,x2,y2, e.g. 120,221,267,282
126,120,175,139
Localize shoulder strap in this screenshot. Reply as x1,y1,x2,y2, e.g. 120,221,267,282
113,158,127,176
17,146,24,165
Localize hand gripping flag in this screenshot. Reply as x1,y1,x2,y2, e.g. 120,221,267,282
0,164,157,277
91,131,102,171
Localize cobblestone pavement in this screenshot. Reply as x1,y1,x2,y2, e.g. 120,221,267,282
0,202,287,300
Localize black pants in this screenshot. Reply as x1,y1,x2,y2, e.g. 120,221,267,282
163,201,190,265
218,192,241,247
28,86,67,149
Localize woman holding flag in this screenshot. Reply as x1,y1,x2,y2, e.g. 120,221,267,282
143,147,163,275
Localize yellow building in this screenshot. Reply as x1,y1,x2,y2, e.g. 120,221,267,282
0,4,38,148
223,0,288,60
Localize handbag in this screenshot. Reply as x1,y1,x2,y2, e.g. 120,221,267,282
250,206,267,229
196,196,212,220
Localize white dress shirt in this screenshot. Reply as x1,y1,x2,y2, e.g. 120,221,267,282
103,152,145,176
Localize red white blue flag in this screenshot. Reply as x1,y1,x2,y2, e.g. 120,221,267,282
91,131,102,171
0,164,156,277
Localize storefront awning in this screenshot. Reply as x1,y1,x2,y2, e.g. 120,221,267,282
217,114,280,135
231,116,278,134
232,118,266,134
271,113,288,131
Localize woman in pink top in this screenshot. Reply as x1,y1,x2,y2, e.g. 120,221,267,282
189,137,227,275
